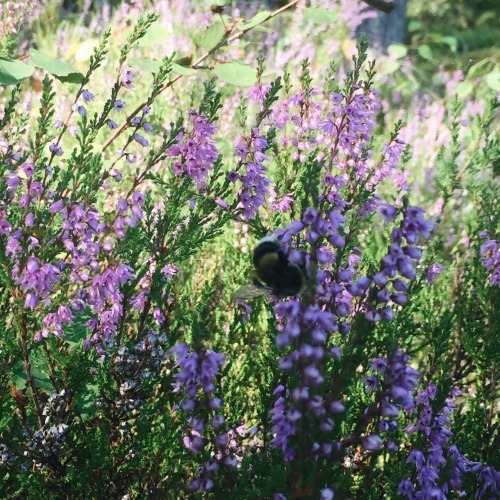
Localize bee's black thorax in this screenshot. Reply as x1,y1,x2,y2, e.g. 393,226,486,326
252,239,305,297
253,240,282,267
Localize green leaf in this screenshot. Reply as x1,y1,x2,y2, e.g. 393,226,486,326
200,21,225,52
467,58,491,80
205,0,231,6
455,81,474,99
441,36,458,52
29,49,83,84
10,360,53,391
387,44,408,59
133,57,195,75
240,11,270,31
417,44,433,61
485,70,500,92
172,62,196,76
0,57,34,85
386,61,402,75
407,19,422,32
77,383,100,421
304,7,337,25
137,24,170,47
215,62,257,86
65,310,94,348
131,57,161,73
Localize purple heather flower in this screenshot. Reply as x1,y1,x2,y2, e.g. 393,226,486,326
362,435,383,451
371,358,387,374
49,144,63,156
82,89,94,102
113,100,125,112
398,480,414,497
21,162,35,178
0,219,12,235
134,134,149,147
6,173,20,191
121,67,135,89
320,488,334,500
480,239,500,285
362,376,378,392
214,197,228,209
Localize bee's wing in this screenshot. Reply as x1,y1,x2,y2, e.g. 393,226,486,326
231,284,270,300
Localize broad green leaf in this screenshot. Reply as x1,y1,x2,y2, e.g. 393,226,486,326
29,49,83,84
137,24,170,47
131,57,161,73
417,44,433,61
388,44,408,59
386,61,401,74
485,70,500,91
200,21,224,52
205,0,231,6
0,57,34,85
455,81,473,99
172,62,196,76
77,383,100,421
407,19,422,32
65,310,94,348
304,7,337,25
240,11,270,31
71,39,99,62
427,33,443,43
132,57,195,76
10,360,53,391
441,36,458,52
215,62,257,86
467,58,491,80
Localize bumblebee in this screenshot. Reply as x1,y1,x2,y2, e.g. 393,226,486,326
231,236,306,300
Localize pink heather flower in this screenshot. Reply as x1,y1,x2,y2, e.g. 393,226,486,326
116,199,128,214
49,199,64,213
121,67,134,89
480,240,500,285
29,182,43,197
161,264,179,278
427,262,444,284
214,197,228,209
25,213,35,227
247,83,270,101
0,219,12,235
166,111,218,189
21,162,35,178
131,191,145,206
25,292,39,309
6,173,20,191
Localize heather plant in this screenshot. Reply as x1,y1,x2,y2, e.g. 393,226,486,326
0,1,499,498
